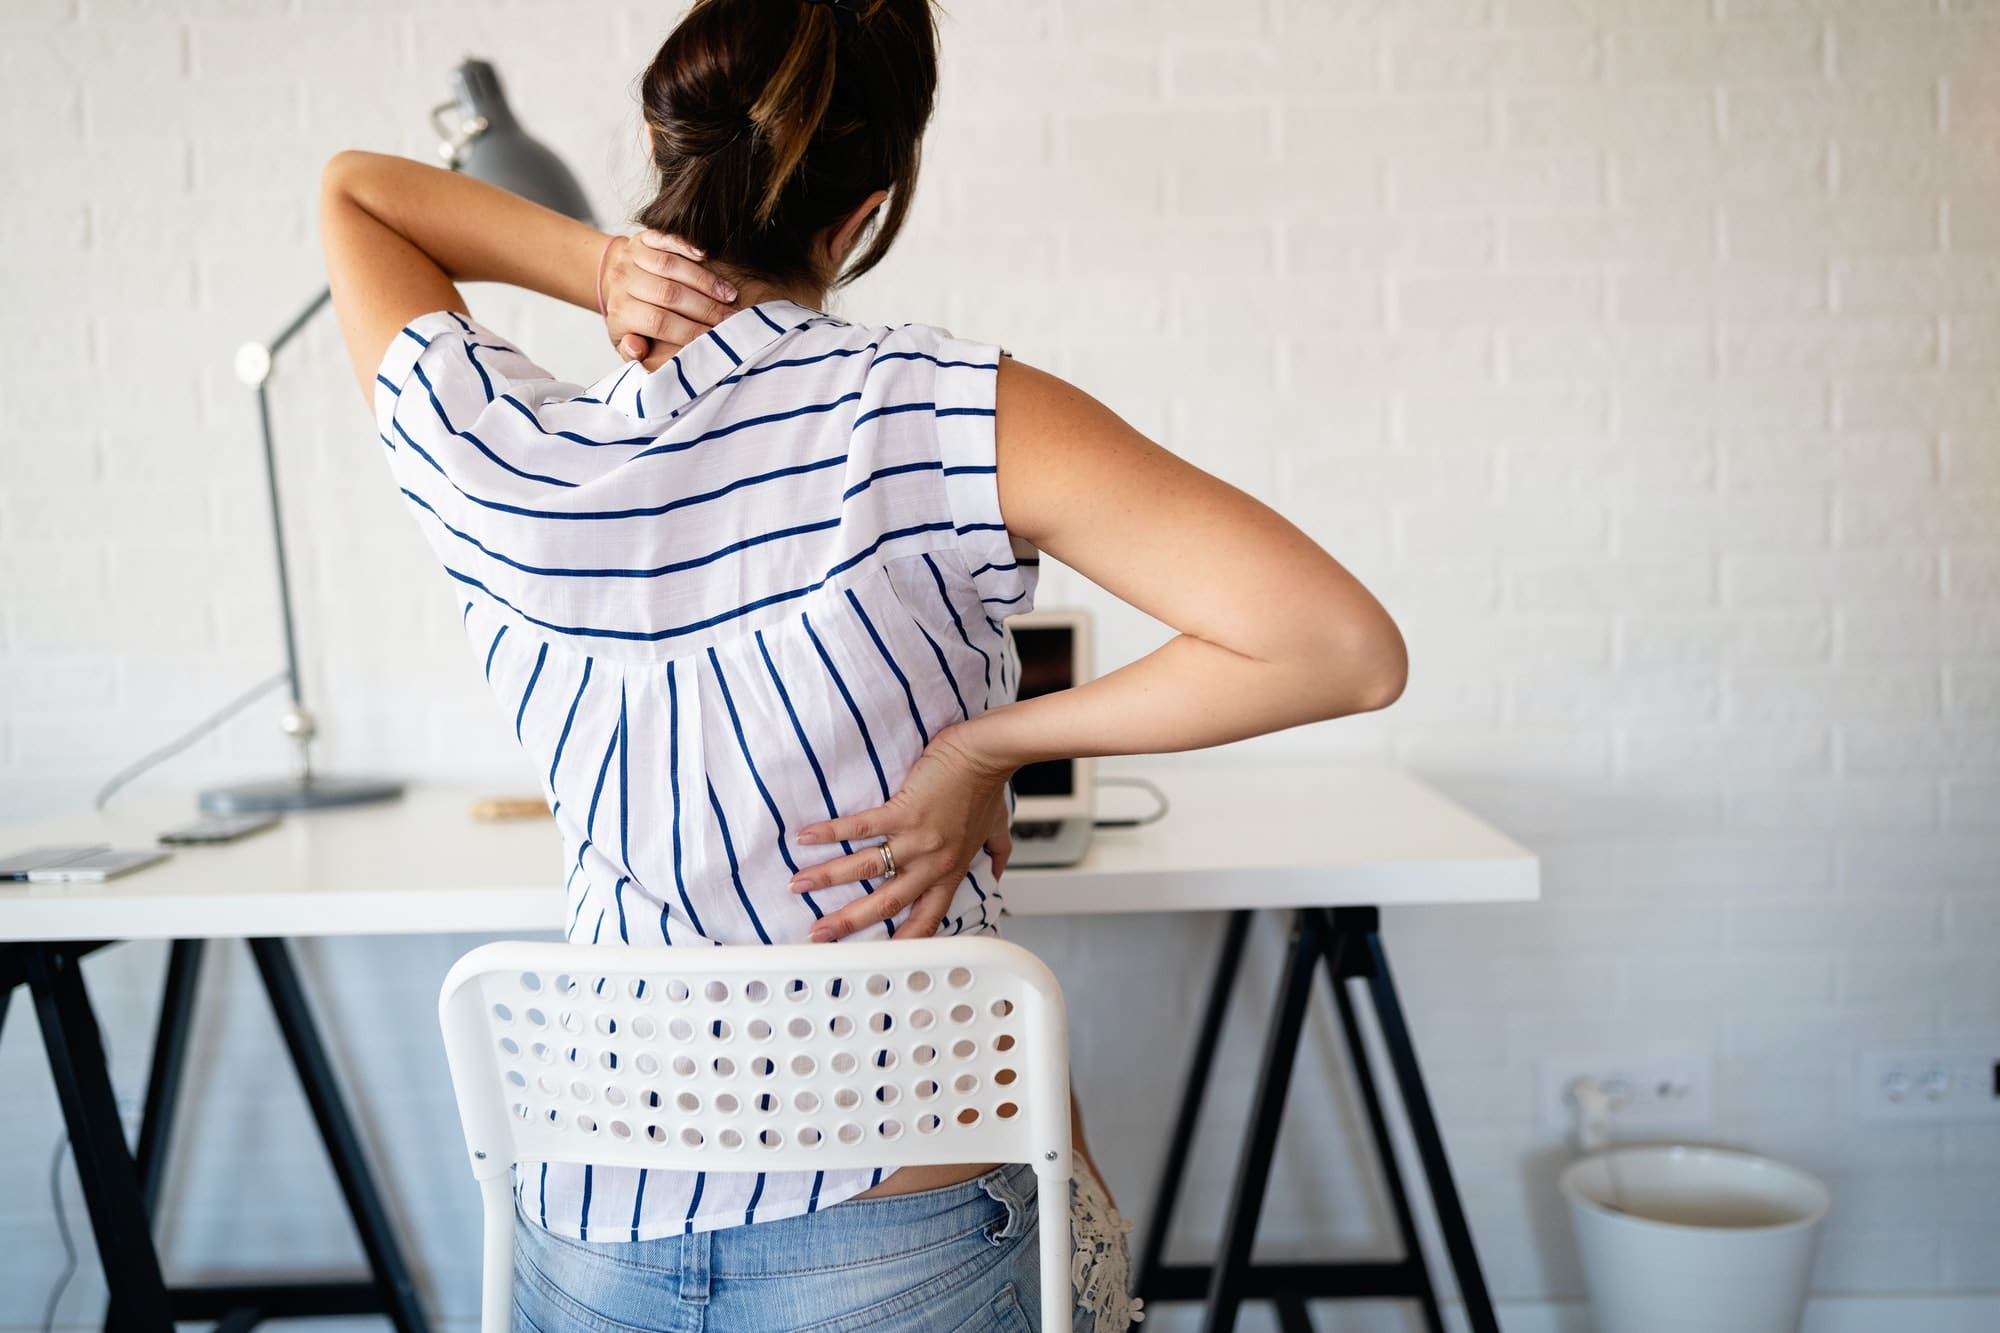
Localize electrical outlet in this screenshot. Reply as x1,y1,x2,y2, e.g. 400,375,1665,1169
1537,1046,1713,1134
1857,1049,2000,1124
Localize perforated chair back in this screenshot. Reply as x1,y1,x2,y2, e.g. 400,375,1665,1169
439,937,1071,1333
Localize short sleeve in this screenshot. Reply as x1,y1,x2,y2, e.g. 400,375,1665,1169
934,337,1037,615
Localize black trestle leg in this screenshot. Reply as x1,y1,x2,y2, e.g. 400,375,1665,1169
248,938,429,1333
135,939,204,1215
1355,919,1500,1333
1200,909,1325,1333
1137,909,1252,1299
1322,911,1443,1333
26,945,175,1332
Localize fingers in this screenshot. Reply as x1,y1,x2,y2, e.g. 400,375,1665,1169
788,845,889,896
809,875,954,944
797,808,890,846
617,333,649,362
624,230,738,319
635,230,706,261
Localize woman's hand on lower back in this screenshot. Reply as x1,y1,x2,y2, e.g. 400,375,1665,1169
602,230,738,363
789,721,1016,943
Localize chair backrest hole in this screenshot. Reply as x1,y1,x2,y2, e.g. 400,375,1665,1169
829,1014,854,1038
748,1019,773,1040
994,1033,1016,1052
996,1102,1019,1119
682,1127,704,1148
905,970,933,994
666,980,691,1003
791,1054,816,1077
794,1090,819,1113
630,1016,656,1041
610,1119,631,1138
869,1011,894,1034
715,1092,740,1115
836,1122,863,1145
951,1039,975,1060
704,980,730,1003
916,1113,941,1134
798,1126,821,1147
913,1044,937,1066
605,1086,627,1107
713,1056,736,1078
946,967,973,989
669,1018,694,1042
865,973,891,996
956,1107,980,1125
990,998,1014,1018
788,1016,814,1040
719,1128,743,1149
519,973,542,994
505,1070,526,1087
499,1037,519,1056
824,976,847,1000
492,1003,514,1024
995,1067,1017,1086
830,1051,858,1075
833,1087,860,1110
743,979,770,1004
875,1084,900,1106
576,1114,597,1133
878,1118,903,1140
915,1079,938,1100
672,1055,697,1078
677,1091,701,1114
953,1073,979,1095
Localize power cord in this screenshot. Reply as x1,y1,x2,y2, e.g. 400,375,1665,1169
93,668,289,810
1091,775,1169,829
42,1132,77,1333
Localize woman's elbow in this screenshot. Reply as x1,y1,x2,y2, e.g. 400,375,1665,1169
1321,614,1408,717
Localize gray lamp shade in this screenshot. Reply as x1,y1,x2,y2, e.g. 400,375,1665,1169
450,58,596,226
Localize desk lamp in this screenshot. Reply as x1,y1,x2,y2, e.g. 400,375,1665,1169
201,58,596,814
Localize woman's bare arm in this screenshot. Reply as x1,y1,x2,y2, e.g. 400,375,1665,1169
793,356,1406,938
959,355,1406,773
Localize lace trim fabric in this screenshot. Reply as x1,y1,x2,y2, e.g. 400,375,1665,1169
1070,1151,1146,1330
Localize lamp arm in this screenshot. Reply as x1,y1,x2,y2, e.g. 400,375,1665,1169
240,282,336,775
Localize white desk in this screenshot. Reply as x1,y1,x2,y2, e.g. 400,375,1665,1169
0,760,1537,1333
0,763,1536,939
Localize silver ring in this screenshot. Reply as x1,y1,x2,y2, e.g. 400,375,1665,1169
878,841,897,880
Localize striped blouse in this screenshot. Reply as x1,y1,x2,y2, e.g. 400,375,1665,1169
372,296,1038,1242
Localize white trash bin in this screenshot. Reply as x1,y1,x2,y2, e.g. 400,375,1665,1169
1560,1144,1830,1333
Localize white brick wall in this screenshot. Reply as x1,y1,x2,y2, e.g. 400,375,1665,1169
2,0,1997,1326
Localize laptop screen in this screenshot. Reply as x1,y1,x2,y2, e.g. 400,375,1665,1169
1009,623,1073,799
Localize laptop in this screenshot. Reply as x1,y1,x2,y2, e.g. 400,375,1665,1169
1004,608,1095,868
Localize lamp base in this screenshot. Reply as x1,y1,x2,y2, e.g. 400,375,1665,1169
199,773,405,815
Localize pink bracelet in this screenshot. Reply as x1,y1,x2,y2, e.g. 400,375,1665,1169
594,232,622,317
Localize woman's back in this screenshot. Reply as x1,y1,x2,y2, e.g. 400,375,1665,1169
375,295,1034,1238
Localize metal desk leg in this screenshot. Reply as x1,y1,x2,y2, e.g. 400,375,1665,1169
1200,908,1325,1333
1134,907,1499,1332
1322,912,1444,1333
248,938,428,1333
134,938,204,1215
24,945,175,1332
1349,913,1500,1333
1136,909,1252,1295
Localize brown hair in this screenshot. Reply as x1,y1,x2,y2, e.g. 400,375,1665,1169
633,0,940,294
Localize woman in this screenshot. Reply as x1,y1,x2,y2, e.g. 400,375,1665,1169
321,0,1406,1328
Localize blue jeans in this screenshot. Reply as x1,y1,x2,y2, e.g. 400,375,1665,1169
513,1161,1116,1332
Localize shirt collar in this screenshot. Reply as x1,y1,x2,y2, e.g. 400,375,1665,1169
605,298,833,419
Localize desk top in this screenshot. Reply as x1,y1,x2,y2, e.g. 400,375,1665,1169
0,761,1538,942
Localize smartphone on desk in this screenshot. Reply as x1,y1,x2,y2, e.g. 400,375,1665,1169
24,848,172,883
158,812,280,845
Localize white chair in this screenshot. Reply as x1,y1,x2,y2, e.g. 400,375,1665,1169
439,936,1072,1332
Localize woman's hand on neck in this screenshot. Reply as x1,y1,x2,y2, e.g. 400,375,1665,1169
632,273,826,374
